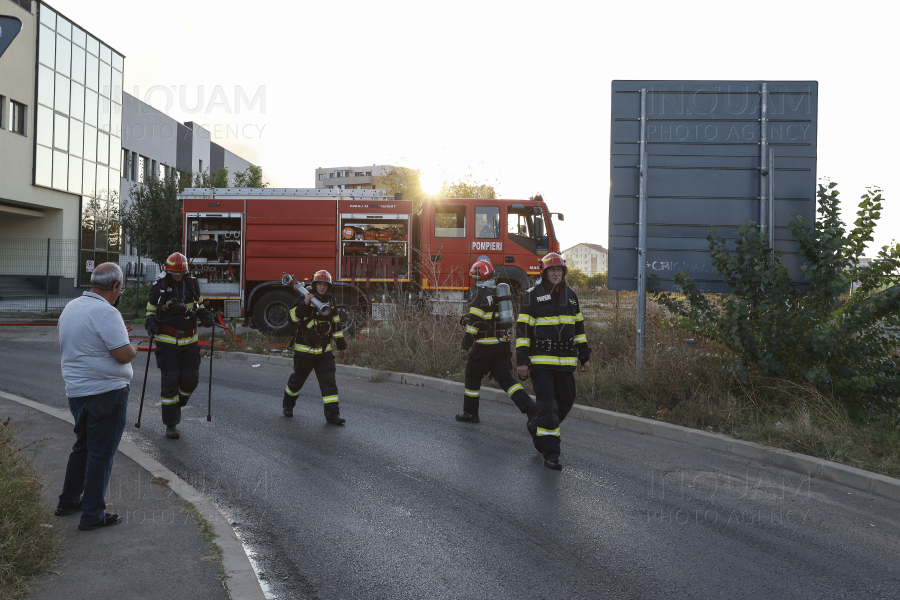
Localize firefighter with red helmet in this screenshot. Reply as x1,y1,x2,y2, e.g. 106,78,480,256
144,252,214,439
516,252,592,470
456,259,537,425
282,270,348,425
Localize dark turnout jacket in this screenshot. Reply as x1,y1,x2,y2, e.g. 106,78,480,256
515,279,591,371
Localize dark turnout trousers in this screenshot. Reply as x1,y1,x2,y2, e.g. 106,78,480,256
155,342,201,426
463,343,534,416
283,351,341,420
530,367,576,459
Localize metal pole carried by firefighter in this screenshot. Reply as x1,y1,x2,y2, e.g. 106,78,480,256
456,258,537,428
280,270,348,424
134,335,154,428
144,252,215,439
516,252,592,470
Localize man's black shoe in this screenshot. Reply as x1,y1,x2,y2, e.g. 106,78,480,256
455,413,480,424
527,419,541,454
165,425,180,439
326,415,346,425
283,406,293,417
78,512,122,531
544,457,562,470
54,500,82,516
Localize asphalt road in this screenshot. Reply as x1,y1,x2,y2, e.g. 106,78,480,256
2,326,899,600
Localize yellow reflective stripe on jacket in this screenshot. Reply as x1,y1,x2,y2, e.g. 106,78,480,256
537,426,560,437
323,395,339,404
466,325,479,335
574,334,588,344
155,333,199,346
293,343,333,354
333,330,344,338
469,306,486,318
475,338,501,345
575,311,584,322
516,338,531,348
530,355,578,367
289,307,299,322
185,302,195,309
146,303,157,313
464,388,480,397
332,315,341,323
517,314,536,326
535,315,576,326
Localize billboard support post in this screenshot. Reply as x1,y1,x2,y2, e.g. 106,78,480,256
769,147,776,256
759,83,769,236
636,88,648,375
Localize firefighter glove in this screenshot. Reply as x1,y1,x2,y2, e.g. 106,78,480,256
145,317,160,337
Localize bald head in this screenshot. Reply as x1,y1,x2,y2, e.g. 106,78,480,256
90,263,123,290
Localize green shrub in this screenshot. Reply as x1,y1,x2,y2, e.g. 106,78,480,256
653,183,900,416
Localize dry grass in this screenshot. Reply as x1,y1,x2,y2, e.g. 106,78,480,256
0,417,59,599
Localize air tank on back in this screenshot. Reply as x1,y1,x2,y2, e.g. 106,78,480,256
495,282,514,330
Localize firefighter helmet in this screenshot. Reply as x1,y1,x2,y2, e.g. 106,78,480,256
539,252,567,278
165,252,189,273
469,259,495,281
312,269,333,293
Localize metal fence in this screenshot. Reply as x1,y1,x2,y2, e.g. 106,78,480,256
0,238,171,314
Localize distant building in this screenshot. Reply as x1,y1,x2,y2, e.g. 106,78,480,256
561,243,608,276
314,165,399,190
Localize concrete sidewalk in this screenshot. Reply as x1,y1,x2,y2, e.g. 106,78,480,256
0,393,265,600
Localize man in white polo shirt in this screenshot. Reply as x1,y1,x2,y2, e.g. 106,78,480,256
55,262,140,531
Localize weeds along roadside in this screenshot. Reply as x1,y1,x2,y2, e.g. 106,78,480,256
0,417,58,599
195,290,899,478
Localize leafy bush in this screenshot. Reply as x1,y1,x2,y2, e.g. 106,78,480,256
653,183,900,415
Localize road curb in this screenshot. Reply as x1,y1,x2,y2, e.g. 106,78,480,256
0,390,266,600
219,351,900,502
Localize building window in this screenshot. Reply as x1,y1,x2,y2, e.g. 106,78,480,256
10,101,26,135
198,159,203,174
138,155,145,183
0,95,5,129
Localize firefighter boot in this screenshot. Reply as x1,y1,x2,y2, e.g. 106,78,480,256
544,456,563,470
166,425,180,440
325,403,345,425
455,413,480,424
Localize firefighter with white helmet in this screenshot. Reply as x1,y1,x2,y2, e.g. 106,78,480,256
456,259,537,425
145,252,214,439
516,252,592,470
281,269,348,425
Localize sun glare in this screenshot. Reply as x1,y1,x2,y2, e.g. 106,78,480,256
420,171,443,197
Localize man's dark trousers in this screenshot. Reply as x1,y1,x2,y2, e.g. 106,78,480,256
530,368,576,459
58,385,129,527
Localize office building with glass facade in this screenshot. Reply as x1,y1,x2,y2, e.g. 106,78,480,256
0,1,256,295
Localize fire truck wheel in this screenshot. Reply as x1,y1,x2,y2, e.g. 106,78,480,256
253,290,295,335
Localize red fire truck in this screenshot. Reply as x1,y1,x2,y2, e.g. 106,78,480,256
178,188,561,333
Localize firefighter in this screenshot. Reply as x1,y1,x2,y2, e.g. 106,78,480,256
516,252,592,470
144,252,214,440
282,270,348,425
456,259,537,425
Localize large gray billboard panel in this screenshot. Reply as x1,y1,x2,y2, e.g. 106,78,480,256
608,80,818,292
